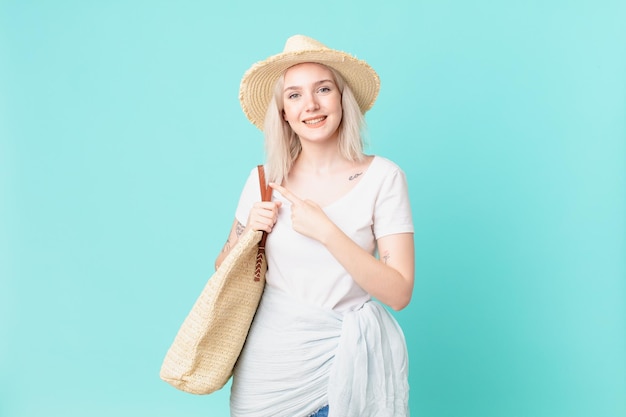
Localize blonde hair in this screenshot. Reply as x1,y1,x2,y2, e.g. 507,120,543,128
263,65,367,184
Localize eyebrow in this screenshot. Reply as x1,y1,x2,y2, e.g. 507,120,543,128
283,79,335,92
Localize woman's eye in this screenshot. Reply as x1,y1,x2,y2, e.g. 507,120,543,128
318,86,331,93
287,93,300,99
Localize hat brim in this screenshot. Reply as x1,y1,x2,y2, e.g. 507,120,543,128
239,49,380,130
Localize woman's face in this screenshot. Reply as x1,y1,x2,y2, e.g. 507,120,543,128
282,63,343,145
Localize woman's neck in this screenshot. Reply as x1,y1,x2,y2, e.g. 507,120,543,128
293,145,350,176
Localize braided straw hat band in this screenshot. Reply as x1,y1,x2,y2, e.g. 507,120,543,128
239,35,380,130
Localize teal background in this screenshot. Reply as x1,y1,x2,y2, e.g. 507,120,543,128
1,1,625,416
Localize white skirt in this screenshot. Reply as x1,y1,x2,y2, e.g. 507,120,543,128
230,285,409,417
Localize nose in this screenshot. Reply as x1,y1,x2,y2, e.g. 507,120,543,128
304,93,319,111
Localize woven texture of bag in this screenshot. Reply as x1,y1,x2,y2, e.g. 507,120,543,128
160,166,270,395
160,227,266,394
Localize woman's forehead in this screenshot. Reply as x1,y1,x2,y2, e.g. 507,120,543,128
283,62,335,84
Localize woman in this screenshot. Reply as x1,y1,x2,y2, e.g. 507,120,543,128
216,35,414,417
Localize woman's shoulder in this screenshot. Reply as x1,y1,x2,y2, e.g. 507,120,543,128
242,164,263,183
369,155,405,175
237,165,263,196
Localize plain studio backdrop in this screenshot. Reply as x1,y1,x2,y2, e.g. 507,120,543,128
1,1,624,416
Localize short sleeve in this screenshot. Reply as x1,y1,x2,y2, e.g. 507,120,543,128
235,167,262,226
373,167,414,239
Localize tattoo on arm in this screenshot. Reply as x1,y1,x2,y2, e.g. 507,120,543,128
382,250,391,264
236,221,245,237
223,222,245,254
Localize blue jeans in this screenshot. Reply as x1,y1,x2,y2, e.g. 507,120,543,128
310,405,329,417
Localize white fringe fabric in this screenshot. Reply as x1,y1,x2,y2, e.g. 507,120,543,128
230,286,409,417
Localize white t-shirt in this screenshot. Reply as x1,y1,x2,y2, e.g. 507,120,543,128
235,155,413,312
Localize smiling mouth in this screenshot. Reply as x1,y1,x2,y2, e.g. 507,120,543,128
303,116,326,125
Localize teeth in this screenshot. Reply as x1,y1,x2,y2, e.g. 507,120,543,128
304,117,325,124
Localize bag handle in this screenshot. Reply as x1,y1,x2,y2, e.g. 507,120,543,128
255,165,271,281
257,164,272,203
257,165,272,247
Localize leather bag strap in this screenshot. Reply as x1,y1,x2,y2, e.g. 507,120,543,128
255,165,272,279
257,164,272,203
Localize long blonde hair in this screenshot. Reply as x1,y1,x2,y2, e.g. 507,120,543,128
263,65,367,184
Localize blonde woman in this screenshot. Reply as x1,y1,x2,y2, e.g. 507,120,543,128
216,35,414,417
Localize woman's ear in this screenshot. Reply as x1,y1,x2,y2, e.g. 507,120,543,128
282,110,287,121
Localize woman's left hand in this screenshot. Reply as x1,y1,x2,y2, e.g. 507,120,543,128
269,182,335,243
270,183,414,311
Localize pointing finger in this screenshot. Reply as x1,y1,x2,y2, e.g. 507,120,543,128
269,182,303,204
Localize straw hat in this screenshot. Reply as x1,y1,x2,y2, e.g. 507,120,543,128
239,34,380,130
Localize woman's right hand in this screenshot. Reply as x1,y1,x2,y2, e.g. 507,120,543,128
214,200,282,270
245,200,282,234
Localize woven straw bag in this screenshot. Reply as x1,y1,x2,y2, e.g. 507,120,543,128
160,165,271,395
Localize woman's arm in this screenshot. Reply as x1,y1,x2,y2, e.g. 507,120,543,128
325,230,414,311
214,200,282,270
269,183,414,311
214,218,245,270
